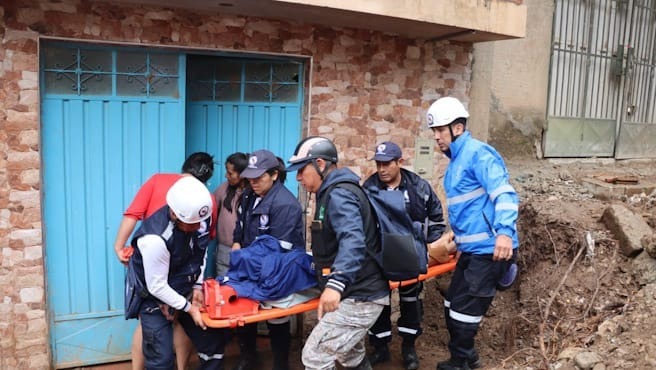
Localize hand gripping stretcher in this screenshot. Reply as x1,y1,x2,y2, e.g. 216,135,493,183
201,259,456,328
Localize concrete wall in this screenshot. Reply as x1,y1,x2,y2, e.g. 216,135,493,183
0,0,473,367
470,0,553,158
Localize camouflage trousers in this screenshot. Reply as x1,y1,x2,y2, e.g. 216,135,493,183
302,296,388,370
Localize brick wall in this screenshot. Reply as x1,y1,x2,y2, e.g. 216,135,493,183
0,0,471,367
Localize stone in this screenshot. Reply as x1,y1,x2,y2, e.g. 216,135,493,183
642,233,656,258
601,204,652,257
9,229,41,247
19,287,43,303
406,45,421,59
597,317,621,337
558,347,584,360
574,351,603,369
632,251,656,285
23,246,42,261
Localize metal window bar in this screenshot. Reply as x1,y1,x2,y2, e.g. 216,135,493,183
625,0,656,124
42,45,180,97
548,0,631,121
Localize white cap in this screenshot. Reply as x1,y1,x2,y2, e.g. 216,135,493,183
426,97,470,128
166,176,212,224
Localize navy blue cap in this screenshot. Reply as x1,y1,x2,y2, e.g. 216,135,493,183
240,150,278,179
371,142,402,161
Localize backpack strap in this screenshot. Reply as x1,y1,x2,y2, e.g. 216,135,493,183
318,181,382,263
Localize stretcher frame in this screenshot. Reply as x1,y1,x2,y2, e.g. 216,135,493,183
202,260,456,328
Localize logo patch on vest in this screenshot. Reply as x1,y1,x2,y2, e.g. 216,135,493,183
199,205,209,218
259,215,269,228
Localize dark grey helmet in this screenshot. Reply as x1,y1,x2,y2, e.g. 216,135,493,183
286,136,338,171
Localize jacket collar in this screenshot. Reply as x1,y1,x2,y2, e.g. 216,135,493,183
449,130,471,159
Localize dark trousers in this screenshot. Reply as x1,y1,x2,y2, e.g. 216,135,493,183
444,253,511,361
140,300,226,370
236,320,291,361
368,282,423,348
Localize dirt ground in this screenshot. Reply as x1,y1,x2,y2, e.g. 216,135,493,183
216,158,656,370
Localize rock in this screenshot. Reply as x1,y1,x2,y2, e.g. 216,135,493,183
632,251,656,285
601,204,652,257
553,360,578,370
597,318,621,337
558,347,584,360
641,233,656,258
574,351,603,369
592,363,606,370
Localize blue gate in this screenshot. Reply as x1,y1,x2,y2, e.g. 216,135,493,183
185,56,303,194
41,43,186,368
41,44,305,368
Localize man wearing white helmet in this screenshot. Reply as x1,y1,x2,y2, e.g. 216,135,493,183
426,97,519,370
125,176,226,370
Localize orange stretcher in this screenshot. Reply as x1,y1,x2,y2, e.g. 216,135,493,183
202,259,456,328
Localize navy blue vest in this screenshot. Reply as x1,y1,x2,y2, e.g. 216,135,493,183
130,206,209,297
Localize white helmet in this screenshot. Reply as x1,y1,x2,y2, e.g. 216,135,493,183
166,176,212,224
426,97,470,128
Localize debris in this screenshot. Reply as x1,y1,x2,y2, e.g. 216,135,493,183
602,175,639,185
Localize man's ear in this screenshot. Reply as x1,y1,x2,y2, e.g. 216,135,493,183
398,158,405,166
315,158,326,172
454,122,466,135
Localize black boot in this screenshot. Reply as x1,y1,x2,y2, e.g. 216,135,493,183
272,351,289,370
268,321,291,370
233,325,258,370
367,345,390,366
346,356,373,370
436,358,471,370
401,345,419,370
233,353,257,370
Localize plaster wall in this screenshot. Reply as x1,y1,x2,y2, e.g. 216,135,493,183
470,0,553,158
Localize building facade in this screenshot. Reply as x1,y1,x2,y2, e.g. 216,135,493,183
0,0,525,367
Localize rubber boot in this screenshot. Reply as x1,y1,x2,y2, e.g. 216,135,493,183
268,321,291,370
233,324,258,370
346,356,373,370
401,345,419,370
367,344,390,366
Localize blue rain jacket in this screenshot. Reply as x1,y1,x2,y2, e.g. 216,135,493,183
444,131,519,254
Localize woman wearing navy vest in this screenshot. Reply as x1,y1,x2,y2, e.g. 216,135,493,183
231,150,305,370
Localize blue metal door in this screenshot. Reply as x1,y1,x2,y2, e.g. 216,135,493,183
185,56,303,194
41,43,186,368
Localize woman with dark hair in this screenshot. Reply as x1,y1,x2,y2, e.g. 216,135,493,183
213,152,249,276
182,152,215,183
276,156,287,184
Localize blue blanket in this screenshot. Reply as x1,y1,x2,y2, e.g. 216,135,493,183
223,235,317,301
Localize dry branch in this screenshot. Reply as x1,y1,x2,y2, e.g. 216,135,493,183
538,242,586,369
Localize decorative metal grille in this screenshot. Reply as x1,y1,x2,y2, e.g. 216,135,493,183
42,44,179,97
187,56,301,103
